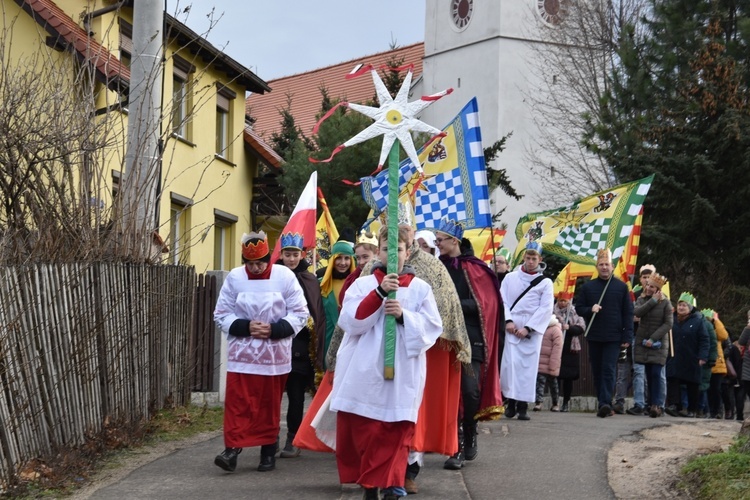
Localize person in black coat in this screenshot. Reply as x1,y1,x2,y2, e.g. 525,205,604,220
575,249,633,418
664,292,709,418
277,233,326,458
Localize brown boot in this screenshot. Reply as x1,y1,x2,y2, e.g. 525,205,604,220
404,477,419,494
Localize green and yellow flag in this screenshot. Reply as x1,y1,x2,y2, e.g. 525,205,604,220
513,175,654,267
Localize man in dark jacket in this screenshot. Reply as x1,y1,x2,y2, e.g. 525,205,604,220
576,249,634,418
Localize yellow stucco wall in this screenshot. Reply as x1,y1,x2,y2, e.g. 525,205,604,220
2,0,263,273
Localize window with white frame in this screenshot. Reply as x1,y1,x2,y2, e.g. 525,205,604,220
213,210,238,270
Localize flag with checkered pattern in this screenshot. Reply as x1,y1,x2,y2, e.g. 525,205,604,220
359,98,492,230
513,175,654,266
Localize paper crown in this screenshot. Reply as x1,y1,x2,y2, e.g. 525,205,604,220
648,272,668,289
357,229,379,247
496,247,512,261
596,248,612,263
241,231,269,260
378,200,414,228
701,308,715,320
331,240,355,257
556,291,574,300
525,241,542,255
678,291,696,307
639,264,656,275
436,218,464,240
280,232,304,250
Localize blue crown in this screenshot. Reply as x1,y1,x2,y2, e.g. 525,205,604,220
436,219,464,240
280,232,304,250
525,241,542,255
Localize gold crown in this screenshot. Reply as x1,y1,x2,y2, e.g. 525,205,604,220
648,272,667,289
596,248,612,263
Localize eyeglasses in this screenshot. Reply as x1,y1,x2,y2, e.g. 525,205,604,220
435,237,448,244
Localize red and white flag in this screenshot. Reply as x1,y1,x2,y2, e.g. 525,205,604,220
270,171,317,262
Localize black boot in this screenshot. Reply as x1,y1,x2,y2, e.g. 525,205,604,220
214,447,241,472
443,426,465,470
517,402,530,420
279,432,300,458
464,422,478,461
362,487,379,500
257,444,276,472
505,398,517,419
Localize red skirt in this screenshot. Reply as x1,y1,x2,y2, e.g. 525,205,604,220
411,345,460,455
224,371,287,448
336,411,414,489
293,370,335,453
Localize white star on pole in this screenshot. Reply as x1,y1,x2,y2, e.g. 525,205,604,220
311,65,452,174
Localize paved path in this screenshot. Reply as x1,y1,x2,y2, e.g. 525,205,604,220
84,408,686,500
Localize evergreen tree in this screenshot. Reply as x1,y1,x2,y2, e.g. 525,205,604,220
587,0,750,326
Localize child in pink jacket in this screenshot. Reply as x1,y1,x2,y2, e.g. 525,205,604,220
534,315,564,411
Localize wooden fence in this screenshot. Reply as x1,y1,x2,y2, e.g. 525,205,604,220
0,263,195,488
191,273,218,392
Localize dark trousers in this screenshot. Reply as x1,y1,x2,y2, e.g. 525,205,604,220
285,371,308,435
559,378,574,403
644,363,664,407
587,341,621,409
459,361,481,433
667,378,699,412
707,373,724,417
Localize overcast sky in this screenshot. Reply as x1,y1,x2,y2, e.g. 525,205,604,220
169,1,426,82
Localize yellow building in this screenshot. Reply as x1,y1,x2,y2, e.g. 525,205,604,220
2,0,282,272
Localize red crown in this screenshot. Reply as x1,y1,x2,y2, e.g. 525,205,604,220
242,238,269,260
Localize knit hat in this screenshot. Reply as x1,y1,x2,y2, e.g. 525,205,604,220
241,231,269,260
331,240,354,257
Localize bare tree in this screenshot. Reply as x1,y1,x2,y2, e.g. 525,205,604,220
523,0,648,205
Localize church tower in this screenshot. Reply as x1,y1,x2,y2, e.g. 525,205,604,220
419,0,565,246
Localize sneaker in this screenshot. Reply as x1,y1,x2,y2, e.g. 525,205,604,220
664,405,679,417
214,447,241,472
649,405,662,418
443,451,465,470
597,405,612,418
677,409,696,418
533,403,542,411
404,478,419,495
550,405,560,412
626,405,643,415
613,403,625,415
560,402,569,412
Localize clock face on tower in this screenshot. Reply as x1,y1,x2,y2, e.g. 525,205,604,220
537,0,567,26
451,0,474,31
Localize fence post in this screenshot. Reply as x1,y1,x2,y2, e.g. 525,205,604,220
207,271,228,401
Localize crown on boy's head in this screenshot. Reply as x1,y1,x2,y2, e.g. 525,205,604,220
525,241,542,255
436,218,464,240
241,231,269,260
280,232,304,251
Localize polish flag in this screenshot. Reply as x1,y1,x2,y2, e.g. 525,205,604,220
270,171,317,263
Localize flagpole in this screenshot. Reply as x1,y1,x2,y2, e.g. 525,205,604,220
584,275,612,337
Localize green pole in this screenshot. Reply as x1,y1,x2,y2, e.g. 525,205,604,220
383,141,400,380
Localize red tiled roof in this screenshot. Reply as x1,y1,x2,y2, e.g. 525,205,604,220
246,42,424,141
244,125,283,170
16,0,130,92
